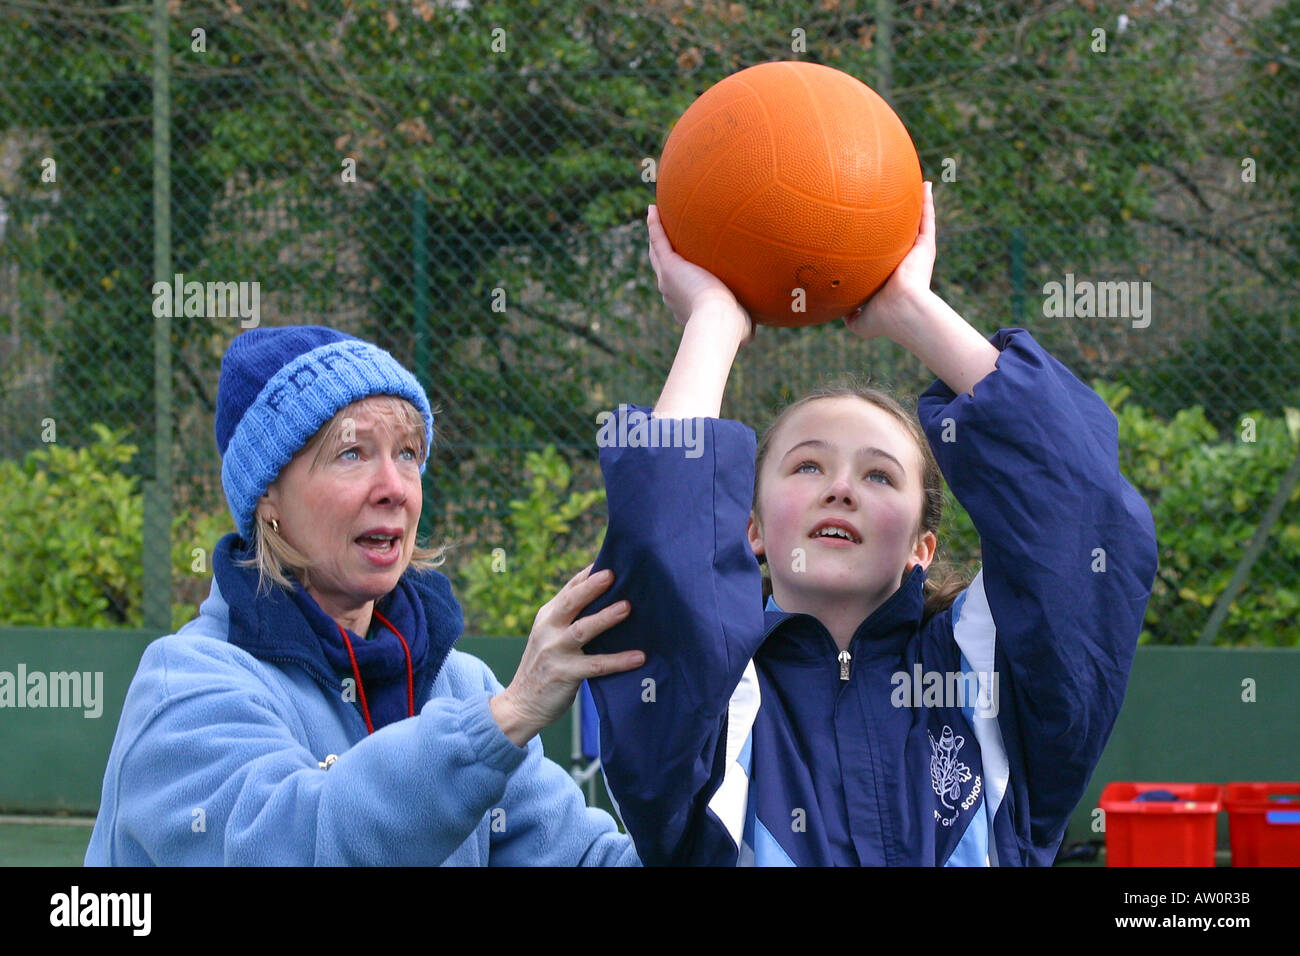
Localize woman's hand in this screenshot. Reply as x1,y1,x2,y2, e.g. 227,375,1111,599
844,180,937,341
490,565,642,747
647,204,754,344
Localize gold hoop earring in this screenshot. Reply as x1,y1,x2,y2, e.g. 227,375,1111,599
270,517,280,535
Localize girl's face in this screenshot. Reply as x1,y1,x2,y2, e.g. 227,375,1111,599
261,398,424,624
747,396,936,615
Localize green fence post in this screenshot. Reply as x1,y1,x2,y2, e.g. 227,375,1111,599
1010,227,1025,326
144,0,173,632
414,190,429,375
1199,440,1300,645
412,190,436,543
875,0,893,102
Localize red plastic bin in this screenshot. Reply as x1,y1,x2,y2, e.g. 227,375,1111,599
1099,782,1223,866
1225,783,1300,866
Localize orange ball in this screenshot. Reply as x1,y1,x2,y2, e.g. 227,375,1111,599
656,61,923,327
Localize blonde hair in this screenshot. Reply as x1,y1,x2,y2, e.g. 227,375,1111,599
236,395,448,597
752,381,968,623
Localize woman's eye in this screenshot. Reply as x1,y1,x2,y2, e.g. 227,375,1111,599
401,447,419,461
340,447,360,460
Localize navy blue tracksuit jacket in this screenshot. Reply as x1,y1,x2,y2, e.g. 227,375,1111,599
583,328,1158,866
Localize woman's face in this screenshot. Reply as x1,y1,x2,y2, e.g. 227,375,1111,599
748,396,935,613
261,398,423,624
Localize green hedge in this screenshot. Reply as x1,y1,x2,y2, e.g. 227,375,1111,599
935,385,1300,646
1100,384,1300,646
459,445,605,636
3,396,1298,646
0,426,232,631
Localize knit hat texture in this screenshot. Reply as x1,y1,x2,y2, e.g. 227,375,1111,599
216,325,433,540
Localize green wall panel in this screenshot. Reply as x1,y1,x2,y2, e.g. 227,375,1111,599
1065,646,1300,849
0,630,584,816
4,630,1295,861
1,629,158,813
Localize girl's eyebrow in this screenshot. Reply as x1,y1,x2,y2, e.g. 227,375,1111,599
781,438,906,475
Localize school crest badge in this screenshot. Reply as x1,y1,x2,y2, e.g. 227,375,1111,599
930,725,981,826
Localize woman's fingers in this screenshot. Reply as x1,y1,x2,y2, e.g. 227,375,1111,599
537,565,622,640
556,562,595,599
566,599,631,648
585,650,646,678
548,566,615,622
497,565,640,745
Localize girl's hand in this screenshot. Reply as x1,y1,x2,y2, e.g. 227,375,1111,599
841,180,998,396
844,180,937,341
490,564,642,747
647,204,754,344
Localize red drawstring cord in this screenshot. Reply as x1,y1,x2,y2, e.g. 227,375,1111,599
373,608,416,719
337,608,415,735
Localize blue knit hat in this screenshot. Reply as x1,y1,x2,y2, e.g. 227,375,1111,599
216,325,434,540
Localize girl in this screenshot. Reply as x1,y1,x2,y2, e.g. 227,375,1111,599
582,183,1158,866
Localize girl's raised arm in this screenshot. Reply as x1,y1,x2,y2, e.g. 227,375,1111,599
577,208,768,865
647,204,753,419
855,183,1156,864
846,182,1000,397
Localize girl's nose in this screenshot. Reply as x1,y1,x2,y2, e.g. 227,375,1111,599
824,473,855,506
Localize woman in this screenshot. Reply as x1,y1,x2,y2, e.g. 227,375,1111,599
85,324,643,865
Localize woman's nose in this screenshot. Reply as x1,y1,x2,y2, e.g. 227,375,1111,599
370,455,408,504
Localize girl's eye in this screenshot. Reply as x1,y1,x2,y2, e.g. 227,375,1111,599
866,470,893,486
795,461,821,474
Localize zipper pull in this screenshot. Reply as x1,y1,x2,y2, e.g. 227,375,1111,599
838,649,852,682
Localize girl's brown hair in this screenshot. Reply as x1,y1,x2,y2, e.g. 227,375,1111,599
752,381,968,624
236,395,448,597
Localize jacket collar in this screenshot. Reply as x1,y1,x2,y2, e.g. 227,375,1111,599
211,531,463,692
761,564,928,662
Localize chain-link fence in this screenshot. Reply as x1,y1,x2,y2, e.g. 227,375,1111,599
1,0,1297,642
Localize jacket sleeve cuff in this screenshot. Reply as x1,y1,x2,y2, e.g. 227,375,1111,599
457,691,528,775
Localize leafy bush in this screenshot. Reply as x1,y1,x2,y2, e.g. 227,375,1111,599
7,401,1297,647
0,425,142,626
929,386,1300,647
459,445,605,636
1097,383,1300,646
0,425,234,630
169,508,238,632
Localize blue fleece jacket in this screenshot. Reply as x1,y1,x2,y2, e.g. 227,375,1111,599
582,328,1158,866
85,533,639,866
